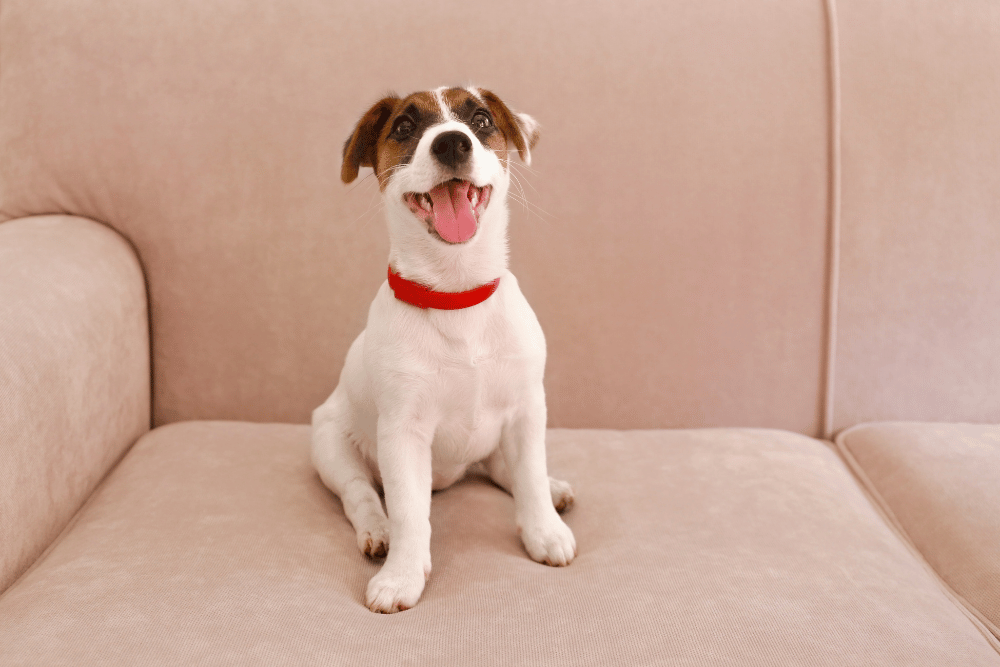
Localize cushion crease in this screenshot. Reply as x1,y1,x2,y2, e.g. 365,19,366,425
835,425,1000,650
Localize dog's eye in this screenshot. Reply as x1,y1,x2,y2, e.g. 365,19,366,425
472,111,492,131
392,118,415,140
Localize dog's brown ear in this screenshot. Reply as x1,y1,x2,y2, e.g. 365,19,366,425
342,95,400,183
478,89,540,166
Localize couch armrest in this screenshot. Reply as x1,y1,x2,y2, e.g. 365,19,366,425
0,215,150,594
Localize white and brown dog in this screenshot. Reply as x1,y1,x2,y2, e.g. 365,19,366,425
312,86,575,614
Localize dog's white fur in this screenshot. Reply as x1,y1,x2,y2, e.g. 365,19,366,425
312,90,575,614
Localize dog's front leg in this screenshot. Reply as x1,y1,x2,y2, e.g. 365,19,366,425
501,399,577,566
365,414,433,613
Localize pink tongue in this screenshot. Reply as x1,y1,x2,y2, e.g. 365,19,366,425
428,181,477,243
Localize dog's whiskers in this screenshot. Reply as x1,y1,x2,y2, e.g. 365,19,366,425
506,169,551,221
508,161,541,195
347,170,379,194
504,150,540,175
347,185,385,233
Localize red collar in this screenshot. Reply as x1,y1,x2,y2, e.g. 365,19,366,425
387,266,501,310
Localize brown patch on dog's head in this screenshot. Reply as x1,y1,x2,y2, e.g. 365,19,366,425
372,91,442,189
342,91,449,190
475,88,540,166
441,87,539,168
438,88,509,164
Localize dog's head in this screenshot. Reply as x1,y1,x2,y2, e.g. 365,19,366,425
342,87,538,247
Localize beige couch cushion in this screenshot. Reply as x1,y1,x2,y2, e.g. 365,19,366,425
1,424,997,664
836,422,1000,639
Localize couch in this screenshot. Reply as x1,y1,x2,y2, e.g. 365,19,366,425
1,0,998,664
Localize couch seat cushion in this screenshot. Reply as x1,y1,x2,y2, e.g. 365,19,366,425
836,422,1000,640
1,423,998,665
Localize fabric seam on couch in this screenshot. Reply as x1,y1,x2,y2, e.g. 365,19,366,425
834,425,1000,650
820,0,842,441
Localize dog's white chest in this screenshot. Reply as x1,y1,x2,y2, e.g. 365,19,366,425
426,338,510,486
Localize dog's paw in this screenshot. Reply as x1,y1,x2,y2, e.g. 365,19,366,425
365,561,429,614
520,515,577,567
549,477,575,513
356,515,390,559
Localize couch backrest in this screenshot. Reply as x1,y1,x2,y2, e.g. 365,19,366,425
1,0,997,437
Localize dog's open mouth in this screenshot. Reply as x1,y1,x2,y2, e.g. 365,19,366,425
403,179,492,244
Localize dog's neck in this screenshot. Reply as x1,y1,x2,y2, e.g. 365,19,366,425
386,195,510,293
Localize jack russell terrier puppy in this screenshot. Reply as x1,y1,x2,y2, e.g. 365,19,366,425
312,86,575,614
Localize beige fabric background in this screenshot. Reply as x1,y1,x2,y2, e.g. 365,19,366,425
833,0,1000,430
0,0,831,434
0,216,150,593
0,2,997,434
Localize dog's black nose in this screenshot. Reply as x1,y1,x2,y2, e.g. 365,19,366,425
431,131,472,169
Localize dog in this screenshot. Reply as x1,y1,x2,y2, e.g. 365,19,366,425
312,86,576,614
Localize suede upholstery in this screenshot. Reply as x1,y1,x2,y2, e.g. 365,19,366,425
1,425,998,665
833,1,1000,430
836,423,1000,639
0,216,150,593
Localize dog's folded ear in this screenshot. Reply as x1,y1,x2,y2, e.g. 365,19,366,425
342,95,400,183
478,90,540,167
